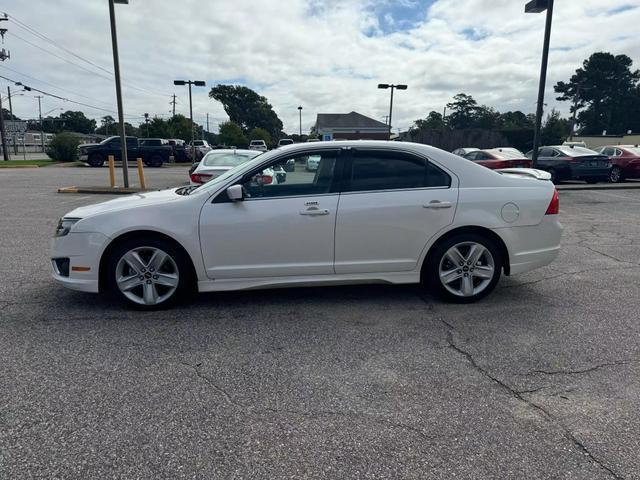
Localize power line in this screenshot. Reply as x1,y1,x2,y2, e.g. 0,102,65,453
4,12,172,99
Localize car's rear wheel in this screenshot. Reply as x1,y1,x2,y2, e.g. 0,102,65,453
87,153,104,167
609,166,623,183
426,234,502,303
107,238,192,309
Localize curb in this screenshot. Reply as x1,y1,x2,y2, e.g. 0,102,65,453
58,186,148,194
0,165,41,169
557,184,640,191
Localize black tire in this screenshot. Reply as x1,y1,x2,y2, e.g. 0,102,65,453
425,233,502,304
87,153,104,168
107,237,194,310
609,166,624,183
148,154,163,168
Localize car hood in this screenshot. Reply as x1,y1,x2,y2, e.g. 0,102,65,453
78,142,100,149
66,188,181,219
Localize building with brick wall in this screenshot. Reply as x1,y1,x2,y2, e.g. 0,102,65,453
314,111,389,141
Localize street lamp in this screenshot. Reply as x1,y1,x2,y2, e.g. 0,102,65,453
378,83,407,140
298,106,302,137
525,0,554,168
108,0,130,187
144,112,149,137
174,80,206,161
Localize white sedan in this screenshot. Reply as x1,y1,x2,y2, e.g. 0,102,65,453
189,149,261,185
51,141,562,309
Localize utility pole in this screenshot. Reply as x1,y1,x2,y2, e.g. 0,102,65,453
298,106,303,137
35,95,45,153
382,115,389,125
170,94,176,117
0,94,7,160
173,80,205,161
206,113,209,134
7,86,12,118
108,0,130,187
144,112,149,137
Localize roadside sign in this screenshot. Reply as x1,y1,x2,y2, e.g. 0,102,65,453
5,121,27,134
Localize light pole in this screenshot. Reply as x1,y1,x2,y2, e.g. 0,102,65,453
173,80,205,161
144,112,149,137
378,84,407,140
526,0,554,168
108,0,130,187
298,106,302,137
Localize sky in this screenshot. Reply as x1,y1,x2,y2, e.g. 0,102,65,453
1,0,639,135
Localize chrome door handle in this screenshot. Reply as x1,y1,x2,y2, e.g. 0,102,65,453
423,201,452,209
299,208,330,216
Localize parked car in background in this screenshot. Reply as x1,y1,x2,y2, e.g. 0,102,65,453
526,146,610,184
306,155,321,171
306,138,320,142
189,149,262,185
452,147,479,156
278,138,294,147
51,141,562,308
78,136,173,167
597,145,640,183
563,141,587,148
187,140,212,161
249,140,268,152
168,139,189,162
463,148,532,170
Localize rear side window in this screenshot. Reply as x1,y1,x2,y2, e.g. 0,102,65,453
347,150,450,192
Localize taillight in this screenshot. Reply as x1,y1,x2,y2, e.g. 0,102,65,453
490,161,509,169
545,189,559,215
190,173,212,184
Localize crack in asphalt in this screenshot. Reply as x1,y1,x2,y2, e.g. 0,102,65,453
439,320,625,480
524,361,632,377
179,362,237,407
581,244,638,265
500,265,640,289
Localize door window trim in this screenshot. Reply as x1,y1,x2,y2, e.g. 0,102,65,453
340,148,452,195
212,148,344,203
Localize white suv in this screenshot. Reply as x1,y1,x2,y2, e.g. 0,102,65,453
249,140,268,152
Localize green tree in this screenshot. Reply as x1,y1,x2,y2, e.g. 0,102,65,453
412,111,445,131
499,111,533,130
57,111,96,134
46,132,80,162
209,85,283,140
146,117,172,138
554,52,640,135
248,127,272,146
218,121,247,147
474,106,500,129
1,108,20,121
95,115,115,135
541,109,571,145
167,114,202,142
445,93,479,129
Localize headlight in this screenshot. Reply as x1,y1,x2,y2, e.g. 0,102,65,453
55,217,81,237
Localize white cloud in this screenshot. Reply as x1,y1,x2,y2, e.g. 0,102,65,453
2,0,639,134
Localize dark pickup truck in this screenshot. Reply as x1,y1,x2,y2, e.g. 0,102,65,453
78,136,174,167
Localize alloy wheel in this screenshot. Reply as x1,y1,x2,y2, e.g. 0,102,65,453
609,166,622,183
438,241,495,298
115,246,179,306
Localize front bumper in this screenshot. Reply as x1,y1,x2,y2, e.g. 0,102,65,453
50,232,110,293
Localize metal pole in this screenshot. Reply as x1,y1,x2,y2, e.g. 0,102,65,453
7,86,13,118
387,86,395,141
188,81,195,161
108,0,129,187
206,112,209,134
531,0,554,168
0,94,8,160
298,107,302,137
37,96,45,154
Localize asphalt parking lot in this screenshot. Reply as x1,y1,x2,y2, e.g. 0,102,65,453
1,166,639,479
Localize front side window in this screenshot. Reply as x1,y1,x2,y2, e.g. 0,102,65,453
242,151,338,199
347,150,450,192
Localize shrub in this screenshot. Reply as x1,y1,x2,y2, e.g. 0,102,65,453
47,132,80,162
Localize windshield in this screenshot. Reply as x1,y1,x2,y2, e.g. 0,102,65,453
557,146,599,156
202,151,260,167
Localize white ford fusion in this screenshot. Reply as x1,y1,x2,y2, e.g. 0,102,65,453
51,141,562,309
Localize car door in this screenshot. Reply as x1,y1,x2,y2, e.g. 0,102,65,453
334,148,457,274
199,149,342,279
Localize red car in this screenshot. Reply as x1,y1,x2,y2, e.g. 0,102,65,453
597,145,640,183
463,148,533,170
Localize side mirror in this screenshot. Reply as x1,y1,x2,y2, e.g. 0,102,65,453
227,184,244,201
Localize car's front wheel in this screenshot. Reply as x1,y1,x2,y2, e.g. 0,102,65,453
87,153,104,167
426,234,502,303
107,238,192,309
